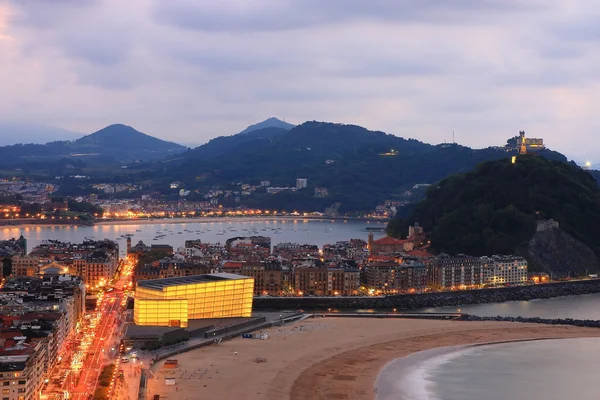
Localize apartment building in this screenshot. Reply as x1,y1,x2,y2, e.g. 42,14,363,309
429,254,484,289
481,256,528,286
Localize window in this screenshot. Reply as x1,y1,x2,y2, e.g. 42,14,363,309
1,389,8,394
17,381,25,385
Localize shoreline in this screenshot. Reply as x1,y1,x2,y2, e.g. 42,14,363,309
95,216,387,226
144,318,600,400
289,323,600,400
375,336,586,400
0,216,388,229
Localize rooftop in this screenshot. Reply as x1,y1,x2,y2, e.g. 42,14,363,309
137,273,251,290
372,236,408,245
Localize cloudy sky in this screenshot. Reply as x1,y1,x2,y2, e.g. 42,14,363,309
0,0,598,162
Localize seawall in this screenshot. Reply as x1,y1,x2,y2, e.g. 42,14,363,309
253,279,600,311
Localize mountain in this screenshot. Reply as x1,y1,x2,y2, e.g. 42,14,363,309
0,124,186,172
183,127,290,160
387,155,600,276
0,121,82,145
75,124,185,157
148,121,567,213
238,117,295,135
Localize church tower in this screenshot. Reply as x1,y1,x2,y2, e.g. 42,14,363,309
367,232,374,256
519,130,527,155
126,236,132,255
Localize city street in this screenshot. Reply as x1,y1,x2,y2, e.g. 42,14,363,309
47,258,135,400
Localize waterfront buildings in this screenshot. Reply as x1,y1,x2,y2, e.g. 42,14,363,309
429,254,484,289
134,273,254,328
481,256,528,286
293,264,360,296
361,258,427,294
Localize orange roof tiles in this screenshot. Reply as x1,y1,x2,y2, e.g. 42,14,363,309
373,236,407,245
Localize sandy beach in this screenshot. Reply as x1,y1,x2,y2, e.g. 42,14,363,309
146,318,600,400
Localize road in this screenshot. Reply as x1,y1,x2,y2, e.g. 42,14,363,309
59,258,134,400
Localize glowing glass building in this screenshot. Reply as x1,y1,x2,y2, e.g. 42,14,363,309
134,273,254,328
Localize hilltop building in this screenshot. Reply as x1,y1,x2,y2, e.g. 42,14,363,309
509,130,545,155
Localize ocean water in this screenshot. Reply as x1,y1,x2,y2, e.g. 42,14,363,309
419,293,600,319
0,218,386,256
378,338,600,400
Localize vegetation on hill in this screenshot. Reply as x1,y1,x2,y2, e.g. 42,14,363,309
145,122,568,213
387,156,600,262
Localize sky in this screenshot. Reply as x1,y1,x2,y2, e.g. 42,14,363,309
0,0,598,163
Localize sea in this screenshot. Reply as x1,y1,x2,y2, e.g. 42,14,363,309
376,296,600,399
0,218,386,257
377,337,600,400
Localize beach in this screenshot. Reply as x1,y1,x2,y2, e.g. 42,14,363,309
146,318,600,400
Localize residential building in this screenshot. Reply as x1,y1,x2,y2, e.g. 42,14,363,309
481,256,528,286
293,265,359,296
221,260,285,296
429,254,484,289
10,256,43,277
296,178,308,189
29,240,118,289
134,259,213,284
362,259,427,294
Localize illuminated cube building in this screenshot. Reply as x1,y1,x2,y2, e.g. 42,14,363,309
134,273,254,328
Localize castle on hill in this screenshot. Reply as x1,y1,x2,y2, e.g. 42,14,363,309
506,131,545,154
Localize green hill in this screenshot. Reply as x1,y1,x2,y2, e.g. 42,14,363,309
387,155,600,270
145,122,568,213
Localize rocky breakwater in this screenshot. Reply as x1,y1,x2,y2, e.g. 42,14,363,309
462,314,600,328
253,280,600,311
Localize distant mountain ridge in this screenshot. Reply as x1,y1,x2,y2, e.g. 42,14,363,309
0,121,82,145
144,121,570,213
238,117,295,135
0,124,186,170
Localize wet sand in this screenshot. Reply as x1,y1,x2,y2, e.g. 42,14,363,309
146,318,600,400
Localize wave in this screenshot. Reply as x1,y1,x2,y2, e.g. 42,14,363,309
376,345,476,400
